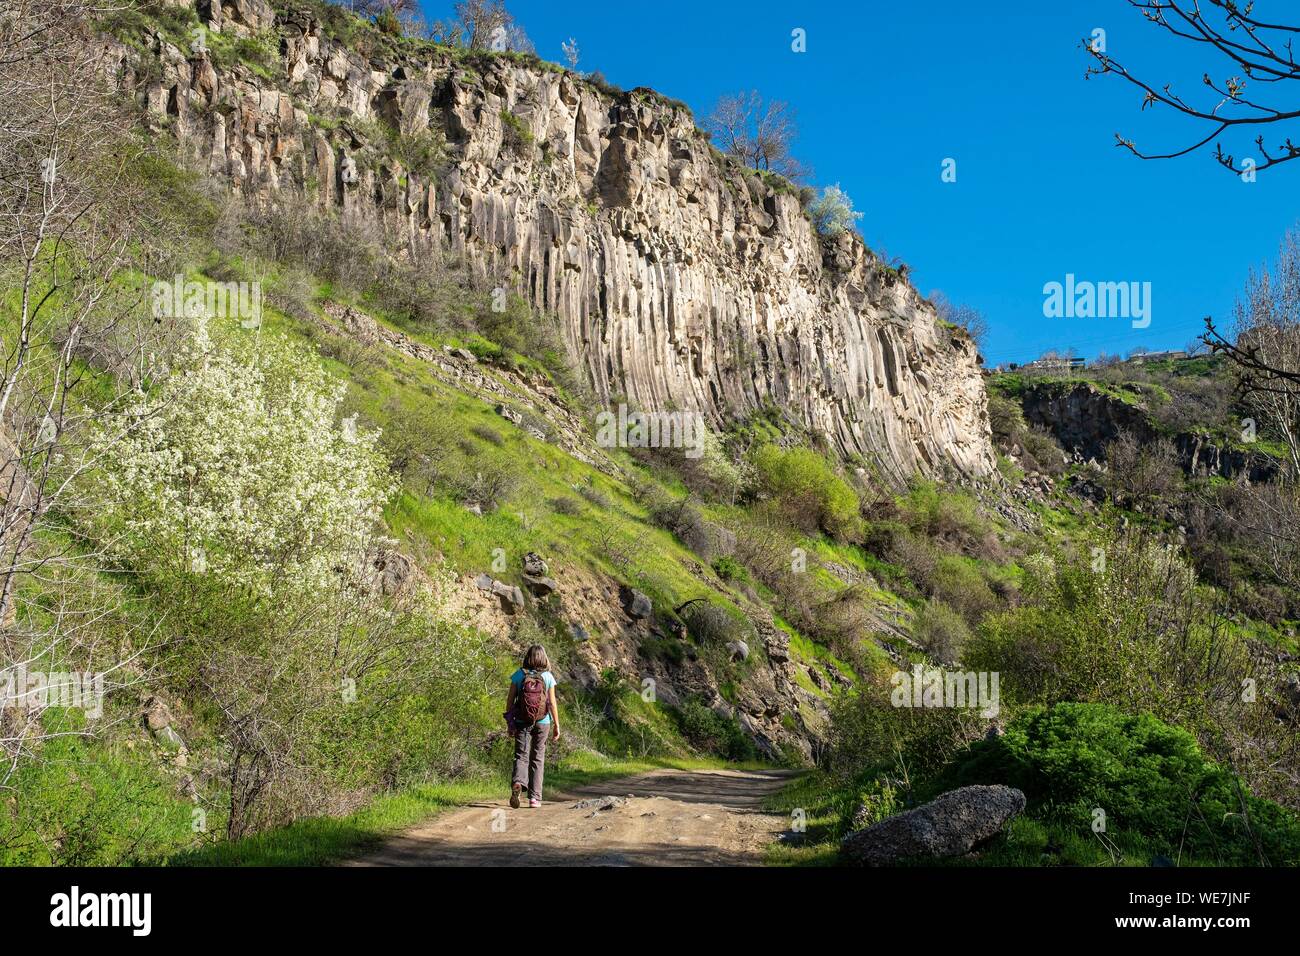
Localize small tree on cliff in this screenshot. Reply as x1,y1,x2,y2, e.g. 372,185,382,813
705,90,811,181
807,184,863,238
429,0,533,52
931,291,991,351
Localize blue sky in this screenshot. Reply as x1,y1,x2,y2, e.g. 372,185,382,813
420,0,1298,365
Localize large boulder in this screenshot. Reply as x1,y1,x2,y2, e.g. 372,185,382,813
842,785,1026,866
521,552,557,596
621,587,652,620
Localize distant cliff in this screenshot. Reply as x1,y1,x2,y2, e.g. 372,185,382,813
106,0,997,484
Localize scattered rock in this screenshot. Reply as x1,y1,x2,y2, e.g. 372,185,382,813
521,551,558,596
573,796,627,813
447,346,478,363
476,574,524,612
143,696,188,759
143,696,173,733
725,639,750,662
621,587,652,620
842,785,1026,866
373,548,418,596
491,580,525,613
569,622,590,642
764,630,791,664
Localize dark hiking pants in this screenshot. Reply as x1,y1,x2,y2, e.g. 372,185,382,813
512,723,548,802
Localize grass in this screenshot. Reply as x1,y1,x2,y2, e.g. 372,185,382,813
761,771,850,866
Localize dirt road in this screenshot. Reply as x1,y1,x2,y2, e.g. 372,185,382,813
347,768,799,866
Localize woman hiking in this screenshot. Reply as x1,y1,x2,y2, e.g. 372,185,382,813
505,644,560,808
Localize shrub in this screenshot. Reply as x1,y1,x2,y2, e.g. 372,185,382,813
681,600,748,647
499,110,535,153
751,444,860,539
82,320,490,837
711,555,748,583
807,183,863,238
966,521,1252,741
86,323,393,599
471,423,505,446
549,496,582,516
936,703,1300,865
912,599,971,665
671,697,758,761
929,555,998,626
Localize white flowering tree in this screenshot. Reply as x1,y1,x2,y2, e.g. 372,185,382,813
808,183,863,238
85,320,489,837
90,322,393,601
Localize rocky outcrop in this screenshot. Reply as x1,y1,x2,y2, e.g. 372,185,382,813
842,784,1026,866
105,1,996,486
1021,381,1279,482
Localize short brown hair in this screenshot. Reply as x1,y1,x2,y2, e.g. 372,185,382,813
523,644,549,671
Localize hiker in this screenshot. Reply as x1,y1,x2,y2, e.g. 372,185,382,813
505,644,560,808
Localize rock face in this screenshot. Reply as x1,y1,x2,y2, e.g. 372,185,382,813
1021,382,1279,482
841,785,1026,866
106,2,997,485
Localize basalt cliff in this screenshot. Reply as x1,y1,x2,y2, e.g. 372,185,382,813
106,0,996,484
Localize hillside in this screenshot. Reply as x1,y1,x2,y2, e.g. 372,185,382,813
102,0,996,484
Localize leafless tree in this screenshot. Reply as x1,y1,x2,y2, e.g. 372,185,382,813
561,37,579,71
430,0,532,52
930,291,990,351
1222,227,1300,477
0,0,173,789
705,91,811,181
1085,1,1300,175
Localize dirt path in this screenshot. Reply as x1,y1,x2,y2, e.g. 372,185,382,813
346,768,800,867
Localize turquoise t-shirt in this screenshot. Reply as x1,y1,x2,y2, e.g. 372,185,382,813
511,669,556,725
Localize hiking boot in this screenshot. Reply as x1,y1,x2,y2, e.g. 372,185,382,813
510,783,522,809
528,799,541,808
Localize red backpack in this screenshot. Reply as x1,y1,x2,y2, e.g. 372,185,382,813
515,670,549,727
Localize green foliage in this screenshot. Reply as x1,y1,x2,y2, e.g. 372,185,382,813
499,110,535,153
847,776,900,832
207,29,281,79
711,555,748,583
0,712,196,865
911,598,971,664
966,519,1251,737
751,444,860,539
935,703,1300,865
670,696,759,761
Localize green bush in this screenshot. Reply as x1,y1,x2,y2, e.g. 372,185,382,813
965,521,1252,737
0,712,196,865
911,598,971,664
934,703,1300,866
681,600,749,647
711,555,748,583
671,697,758,761
930,555,998,626
751,444,860,539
